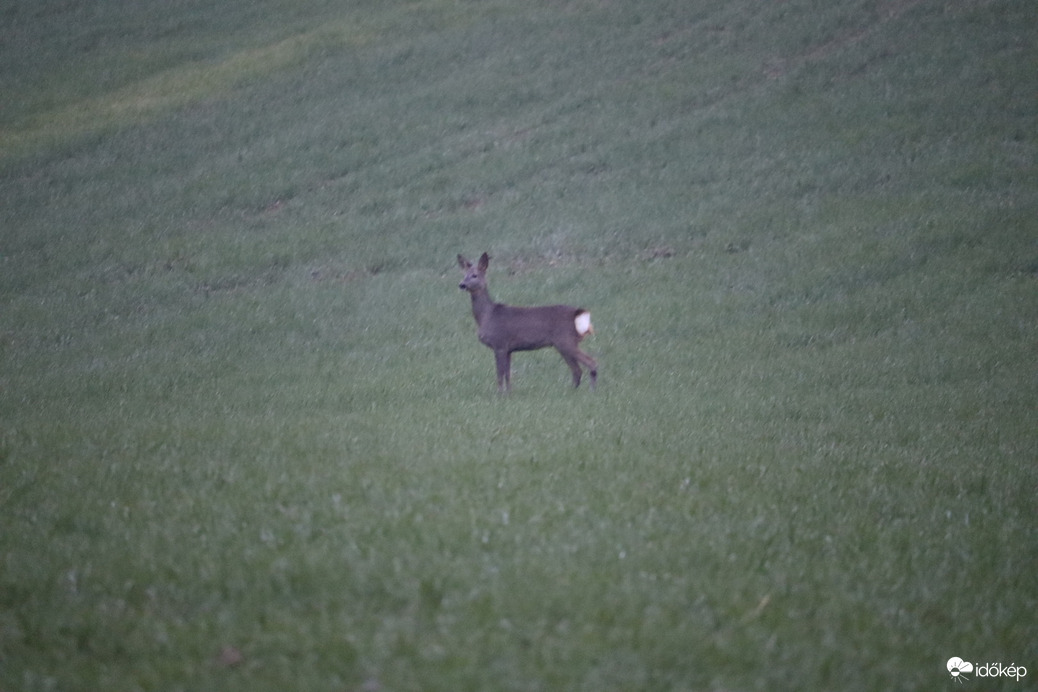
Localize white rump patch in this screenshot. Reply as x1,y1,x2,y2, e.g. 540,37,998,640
574,310,593,337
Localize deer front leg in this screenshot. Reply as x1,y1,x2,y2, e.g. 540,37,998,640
494,349,512,393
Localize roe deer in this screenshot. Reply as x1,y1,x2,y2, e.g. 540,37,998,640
457,252,597,393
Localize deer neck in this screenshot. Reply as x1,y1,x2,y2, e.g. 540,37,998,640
469,287,496,327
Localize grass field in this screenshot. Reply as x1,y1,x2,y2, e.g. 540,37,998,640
1,0,1036,690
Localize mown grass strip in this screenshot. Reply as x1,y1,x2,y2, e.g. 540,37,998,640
0,0,485,164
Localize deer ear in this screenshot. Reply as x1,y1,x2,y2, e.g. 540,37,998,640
478,252,490,272
457,254,471,270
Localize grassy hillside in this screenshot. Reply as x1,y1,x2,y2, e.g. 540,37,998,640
1,0,1035,689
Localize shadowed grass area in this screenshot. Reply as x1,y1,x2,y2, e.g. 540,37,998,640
1,0,1036,690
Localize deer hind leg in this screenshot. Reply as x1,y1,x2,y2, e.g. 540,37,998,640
576,349,597,390
494,349,512,393
560,351,583,388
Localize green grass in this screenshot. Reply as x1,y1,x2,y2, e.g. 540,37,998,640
1,0,1036,690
